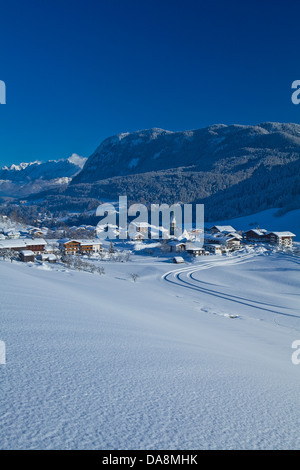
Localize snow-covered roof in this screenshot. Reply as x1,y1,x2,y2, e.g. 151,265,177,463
20,250,35,256
211,225,236,233
227,232,242,239
58,238,81,244
173,256,184,263
0,240,26,249
0,238,47,249
25,238,47,245
80,240,102,246
245,229,266,236
268,231,296,237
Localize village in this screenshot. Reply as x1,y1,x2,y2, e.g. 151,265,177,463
0,213,297,266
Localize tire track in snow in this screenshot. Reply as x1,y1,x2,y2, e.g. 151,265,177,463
162,252,300,319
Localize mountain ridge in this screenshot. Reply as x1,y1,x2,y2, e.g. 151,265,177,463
1,122,300,222
0,154,87,197
72,122,300,185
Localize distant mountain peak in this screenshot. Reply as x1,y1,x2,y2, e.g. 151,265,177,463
2,161,41,171
67,154,87,169
0,154,87,198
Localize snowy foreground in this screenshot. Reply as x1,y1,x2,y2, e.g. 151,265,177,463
0,250,300,450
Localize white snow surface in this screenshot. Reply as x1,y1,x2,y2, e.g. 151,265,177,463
0,250,300,450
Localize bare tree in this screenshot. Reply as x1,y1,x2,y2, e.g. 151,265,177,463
131,273,139,282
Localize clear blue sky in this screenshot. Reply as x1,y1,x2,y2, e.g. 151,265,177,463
0,0,299,166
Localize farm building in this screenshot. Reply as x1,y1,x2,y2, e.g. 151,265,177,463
25,239,47,254
36,253,58,263
173,256,185,264
19,250,35,262
0,240,26,252
0,239,47,254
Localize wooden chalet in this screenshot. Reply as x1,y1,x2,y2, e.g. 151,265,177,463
25,239,47,254
244,229,268,242
80,240,102,254
58,239,81,254
58,239,102,254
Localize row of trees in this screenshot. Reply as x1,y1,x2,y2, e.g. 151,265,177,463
61,254,105,275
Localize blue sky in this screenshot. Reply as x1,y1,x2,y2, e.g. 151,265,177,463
0,0,299,166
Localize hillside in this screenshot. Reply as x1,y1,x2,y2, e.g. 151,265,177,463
2,123,300,221
73,123,300,185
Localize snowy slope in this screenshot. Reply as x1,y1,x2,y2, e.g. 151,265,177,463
0,250,300,450
209,208,300,238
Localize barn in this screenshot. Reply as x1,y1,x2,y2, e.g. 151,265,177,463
19,250,35,262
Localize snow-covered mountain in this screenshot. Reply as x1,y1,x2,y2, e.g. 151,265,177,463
69,122,300,220
72,123,300,184
0,154,87,197
2,122,300,221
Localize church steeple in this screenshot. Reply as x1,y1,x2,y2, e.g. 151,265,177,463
170,212,176,237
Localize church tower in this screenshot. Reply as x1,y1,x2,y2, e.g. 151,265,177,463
170,212,176,237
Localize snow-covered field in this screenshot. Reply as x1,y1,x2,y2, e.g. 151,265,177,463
0,250,300,449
